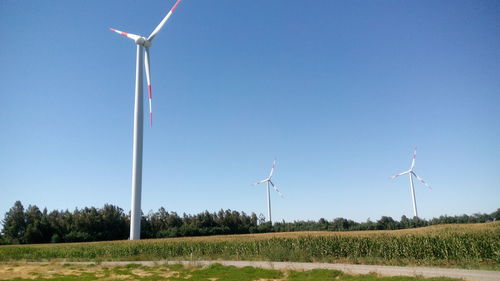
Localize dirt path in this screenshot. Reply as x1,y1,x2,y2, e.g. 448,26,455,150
22,260,499,281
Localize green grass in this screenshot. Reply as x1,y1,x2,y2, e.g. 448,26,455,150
0,263,465,281
287,270,462,281
0,222,499,269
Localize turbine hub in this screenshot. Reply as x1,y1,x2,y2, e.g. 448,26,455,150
135,37,152,47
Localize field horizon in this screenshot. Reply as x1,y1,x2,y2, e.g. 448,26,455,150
3,221,497,246
1,222,498,271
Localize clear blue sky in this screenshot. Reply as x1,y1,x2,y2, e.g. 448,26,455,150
1,0,499,225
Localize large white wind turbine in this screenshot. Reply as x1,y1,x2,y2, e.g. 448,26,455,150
110,0,183,240
253,159,283,223
390,147,432,218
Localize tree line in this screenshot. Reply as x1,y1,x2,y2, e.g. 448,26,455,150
1,201,498,245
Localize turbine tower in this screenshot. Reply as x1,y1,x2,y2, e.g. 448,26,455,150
253,159,283,223
110,0,183,240
390,147,432,218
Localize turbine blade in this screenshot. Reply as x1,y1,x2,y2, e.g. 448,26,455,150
390,170,410,179
147,0,182,41
268,159,276,178
253,179,268,186
412,172,432,189
144,48,153,127
269,181,283,197
109,28,141,41
411,147,417,170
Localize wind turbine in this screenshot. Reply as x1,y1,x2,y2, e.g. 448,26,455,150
253,159,283,223
390,147,432,218
110,0,183,240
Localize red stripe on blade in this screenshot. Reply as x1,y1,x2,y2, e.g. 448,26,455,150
148,85,152,99
171,0,181,12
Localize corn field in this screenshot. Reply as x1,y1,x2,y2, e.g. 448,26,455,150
0,222,498,268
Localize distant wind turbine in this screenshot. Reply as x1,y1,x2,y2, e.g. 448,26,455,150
390,147,432,218
253,159,283,223
110,0,183,240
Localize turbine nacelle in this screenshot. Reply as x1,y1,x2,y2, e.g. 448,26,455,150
109,29,152,48
135,37,152,48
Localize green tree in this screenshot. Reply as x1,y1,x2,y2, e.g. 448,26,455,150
100,204,128,240
491,208,500,221
24,205,44,243
376,216,398,230
332,218,350,231
1,201,26,244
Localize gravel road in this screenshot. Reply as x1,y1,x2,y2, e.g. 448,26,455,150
25,260,500,281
